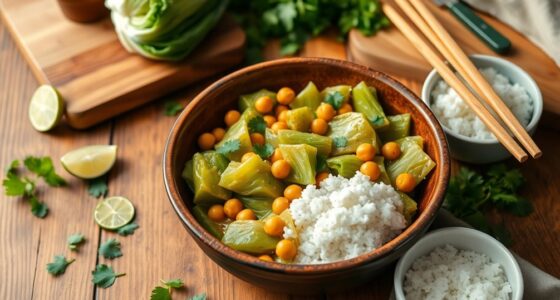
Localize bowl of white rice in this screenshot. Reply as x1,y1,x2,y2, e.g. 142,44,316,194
394,227,523,300
421,54,543,164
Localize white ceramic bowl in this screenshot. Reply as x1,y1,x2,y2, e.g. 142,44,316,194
422,54,543,164
394,227,523,300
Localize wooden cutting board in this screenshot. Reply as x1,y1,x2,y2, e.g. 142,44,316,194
348,0,560,115
0,0,245,129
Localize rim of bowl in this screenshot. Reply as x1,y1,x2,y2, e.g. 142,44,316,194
163,57,450,274
393,227,523,300
421,54,543,145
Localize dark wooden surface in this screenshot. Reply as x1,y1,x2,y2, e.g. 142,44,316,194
1,20,559,299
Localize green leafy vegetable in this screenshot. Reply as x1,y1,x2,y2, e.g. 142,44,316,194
444,164,532,245
92,264,125,288
99,239,123,259
216,140,241,156
253,143,274,159
117,222,139,236
248,116,267,134
29,195,48,218
46,255,75,276
324,91,345,109
24,156,66,187
150,278,185,300
164,101,183,116
333,136,348,148
68,233,86,251
88,176,108,198
161,279,184,288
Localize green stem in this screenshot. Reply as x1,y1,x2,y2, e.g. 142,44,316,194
67,258,76,265
115,273,126,278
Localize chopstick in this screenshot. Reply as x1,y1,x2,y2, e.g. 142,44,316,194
405,0,541,159
382,4,528,162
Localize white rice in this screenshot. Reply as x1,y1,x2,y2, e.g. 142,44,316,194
286,172,406,264
404,244,512,300
431,67,533,140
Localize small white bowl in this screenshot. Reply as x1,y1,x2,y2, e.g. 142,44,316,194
394,227,523,300
422,54,543,164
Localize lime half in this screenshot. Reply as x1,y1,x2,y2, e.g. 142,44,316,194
28,85,64,132
94,196,135,230
61,145,117,179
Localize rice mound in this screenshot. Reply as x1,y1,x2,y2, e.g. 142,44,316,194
286,172,406,264
404,244,512,300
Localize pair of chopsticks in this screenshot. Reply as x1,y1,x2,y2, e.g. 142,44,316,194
382,0,541,162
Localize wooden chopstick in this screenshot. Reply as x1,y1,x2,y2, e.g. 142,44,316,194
405,0,541,159
382,4,528,162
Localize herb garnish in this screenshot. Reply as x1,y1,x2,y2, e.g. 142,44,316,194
24,156,66,187
216,140,241,155
92,264,125,288
68,233,86,251
332,136,348,148
164,101,183,116
88,176,108,198
324,91,345,110
47,255,75,276
150,279,185,300
99,239,123,259
253,143,274,159
117,222,139,236
248,116,267,134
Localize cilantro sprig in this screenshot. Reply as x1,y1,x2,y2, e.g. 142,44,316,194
150,279,185,300
248,116,267,134
47,255,75,276
216,140,241,155
444,164,532,245
253,143,274,159
117,222,139,236
332,136,348,148
92,264,125,288
164,101,183,116
68,233,86,251
88,176,108,198
99,239,123,259
324,91,345,110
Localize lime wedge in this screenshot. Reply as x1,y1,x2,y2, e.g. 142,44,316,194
28,85,64,132
94,196,135,230
61,145,117,179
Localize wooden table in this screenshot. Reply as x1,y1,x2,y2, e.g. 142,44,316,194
1,22,559,299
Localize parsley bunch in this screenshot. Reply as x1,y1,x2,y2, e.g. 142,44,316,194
444,164,532,245
3,157,67,218
228,0,389,63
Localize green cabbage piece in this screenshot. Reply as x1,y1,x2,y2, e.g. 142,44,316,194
279,144,317,185
326,155,362,178
387,137,436,187
290,81,321,111
236,195,273,220
202,151,229,174
265,128,278,148
192,205,227,239
398,192,418,225
219,155,283,198
327,112,377,155
215,119,252,161
352,81,389,129
378,114,411,142
239,107,262,123
374,156,391,185
277,129,332,157
193,153,231,205
222,220,280,254
238,89,277,112
286,107,314,132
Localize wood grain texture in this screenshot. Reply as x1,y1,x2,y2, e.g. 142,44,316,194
0,0,246,129
348,0,560,115
1,17,559,300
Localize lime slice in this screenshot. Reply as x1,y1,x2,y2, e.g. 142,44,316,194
60,145,117,179
94,196,135,230
28,85,64,132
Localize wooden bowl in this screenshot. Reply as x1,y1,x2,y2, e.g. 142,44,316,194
163,57,450,294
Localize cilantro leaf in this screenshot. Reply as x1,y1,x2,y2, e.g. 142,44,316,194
29,195,48,218
248,116,267,134
150,286,171,300
3,173,28,196
253,144,274,159
316,154,328,172
46,255,74,276
99,239,123,259
88,176,108,198
216,140,241,155
68,233,86,251
164,101,183,116
24,156,66,187
92,264,125,288
161,278,184,289
116,222,139,236
324,91,345,109
191,294,207,300
332,136,348,148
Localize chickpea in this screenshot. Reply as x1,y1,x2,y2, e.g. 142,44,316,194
250,132,265,145
271,121,288,132
356,143,376,161
224,110,241,127
223,198,244,219
236,208,257,221
315,171,330,186
263,115,277,128
337,103,353,115
255,96,274,114
272,197,290,214
271,160,291,179
360,161,381,181
284,184,302,201
264,216,286,237
270,148,283,163
241,152,258,163
277,110,289,123
197,133,215,150
275,105,289,116
381,142,401,160
277,87,296,105
258,255,274,262
316,103,336,122
211,127,226,142
276,239,297,261
396,173,416,193
310,119,328,135
207,204,225,222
